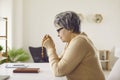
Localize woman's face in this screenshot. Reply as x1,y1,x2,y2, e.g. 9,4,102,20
56,26,72,42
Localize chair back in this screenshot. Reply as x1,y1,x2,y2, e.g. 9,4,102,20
29,46,49,63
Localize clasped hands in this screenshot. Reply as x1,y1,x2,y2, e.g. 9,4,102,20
42,34,55,50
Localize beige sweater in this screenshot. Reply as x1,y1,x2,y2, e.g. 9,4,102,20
47,34,105,80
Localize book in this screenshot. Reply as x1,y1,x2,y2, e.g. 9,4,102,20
13,68,40,73
0,75,10,80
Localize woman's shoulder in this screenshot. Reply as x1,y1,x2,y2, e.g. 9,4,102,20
70,35,86,46
72,32,95,47
71,32,93,46
72,32,88,41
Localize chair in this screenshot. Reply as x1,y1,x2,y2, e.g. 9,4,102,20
29,46,49,63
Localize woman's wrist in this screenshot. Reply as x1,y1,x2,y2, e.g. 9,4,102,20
47,48,56,56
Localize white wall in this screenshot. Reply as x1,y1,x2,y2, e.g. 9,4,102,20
21,0,120,50
9,0,120,63
0,0,13,49
12,0,23,49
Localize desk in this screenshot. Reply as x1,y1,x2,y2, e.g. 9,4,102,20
0,63,66,80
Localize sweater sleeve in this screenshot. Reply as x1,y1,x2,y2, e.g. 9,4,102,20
48,37,88,76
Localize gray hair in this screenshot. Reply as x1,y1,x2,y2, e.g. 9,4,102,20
54,11,81,33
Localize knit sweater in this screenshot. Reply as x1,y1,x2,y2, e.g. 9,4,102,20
47,34,105,80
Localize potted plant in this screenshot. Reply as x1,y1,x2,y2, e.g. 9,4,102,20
0,45,3,57
0,45,3,52
8,48,30,62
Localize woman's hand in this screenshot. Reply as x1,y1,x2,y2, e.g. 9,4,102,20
42,34,55,50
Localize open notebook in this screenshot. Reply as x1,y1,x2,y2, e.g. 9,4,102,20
5,64,28,68
0,75,10,80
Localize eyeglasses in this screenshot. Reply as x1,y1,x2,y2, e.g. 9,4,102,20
57,27,64,32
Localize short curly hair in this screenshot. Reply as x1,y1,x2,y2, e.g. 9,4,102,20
54,11,81,33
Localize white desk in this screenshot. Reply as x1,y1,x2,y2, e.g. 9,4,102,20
0,63,66,80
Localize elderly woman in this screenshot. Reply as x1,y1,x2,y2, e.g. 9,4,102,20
42,11,105,80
